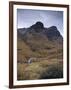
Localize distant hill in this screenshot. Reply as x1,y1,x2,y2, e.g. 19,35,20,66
17,21,63,62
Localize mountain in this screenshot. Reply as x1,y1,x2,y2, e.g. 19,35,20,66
18,22,63,41
17,21,63,61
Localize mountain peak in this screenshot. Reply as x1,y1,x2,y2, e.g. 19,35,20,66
18,22,63,42
46,26,61,40
30,21,44,32
35,21,44,28
50,26,57,30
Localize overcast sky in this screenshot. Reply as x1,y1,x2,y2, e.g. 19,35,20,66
17,9,63,36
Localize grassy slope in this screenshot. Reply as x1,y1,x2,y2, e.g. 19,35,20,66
17,34,63,80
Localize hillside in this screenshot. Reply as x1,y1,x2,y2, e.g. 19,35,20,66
17,21,63,80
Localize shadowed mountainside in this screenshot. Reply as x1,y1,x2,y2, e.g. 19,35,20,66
18,21,63,42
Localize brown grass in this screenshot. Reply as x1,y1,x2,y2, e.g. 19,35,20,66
17,36,63,80
17,59,63,80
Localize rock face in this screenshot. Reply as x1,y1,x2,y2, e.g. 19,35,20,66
30,22,44,32
45,26,61,40
18,21,63,42
31,22,44,29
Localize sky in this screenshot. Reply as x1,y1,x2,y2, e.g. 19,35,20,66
17,9,63,36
